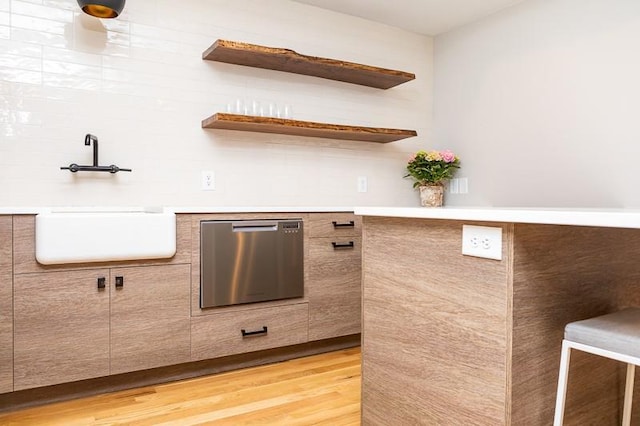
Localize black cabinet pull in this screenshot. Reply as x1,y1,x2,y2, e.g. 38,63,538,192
332,241,355,249
332,220,355,228
115,276,124,289
97,277,106,289
241,326,268,337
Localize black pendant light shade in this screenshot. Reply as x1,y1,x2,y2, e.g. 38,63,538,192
77,0,125,18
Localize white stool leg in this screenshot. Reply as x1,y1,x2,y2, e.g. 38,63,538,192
554,340,572,426
622,363,635,426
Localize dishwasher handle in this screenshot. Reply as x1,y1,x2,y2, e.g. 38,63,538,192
232,221,278,232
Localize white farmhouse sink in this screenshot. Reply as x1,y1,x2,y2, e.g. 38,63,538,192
35,208,176,264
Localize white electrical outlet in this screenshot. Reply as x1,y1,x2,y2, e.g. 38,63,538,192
201,170,215,191
357,176,368,193
462,225,502,260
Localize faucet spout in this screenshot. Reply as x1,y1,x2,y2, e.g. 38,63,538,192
61,133,131,173
84,134,99,167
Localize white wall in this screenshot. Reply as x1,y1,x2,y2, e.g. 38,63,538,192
0,0,432,208
434,0,640,207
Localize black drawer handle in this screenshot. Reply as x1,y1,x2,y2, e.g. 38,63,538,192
332,220,355,228
332,241,355,249
241,326,268,337
97,277,106,290
115,276,124,289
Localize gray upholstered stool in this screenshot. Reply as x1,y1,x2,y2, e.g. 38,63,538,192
554,308,640,426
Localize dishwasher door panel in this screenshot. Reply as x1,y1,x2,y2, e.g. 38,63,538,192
200,220,303,308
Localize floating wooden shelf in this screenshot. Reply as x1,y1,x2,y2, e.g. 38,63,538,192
202,40,415,90
202,113,417,143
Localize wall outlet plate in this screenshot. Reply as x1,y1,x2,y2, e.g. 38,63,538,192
462,224,502,260
201,170,215,191
357,176,368,193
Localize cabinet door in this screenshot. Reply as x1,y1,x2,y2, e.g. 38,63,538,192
0,217,12,394
308,237,362,341
110,264,191,375
13,269,110,390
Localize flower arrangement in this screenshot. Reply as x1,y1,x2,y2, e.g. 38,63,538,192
404,150,460,188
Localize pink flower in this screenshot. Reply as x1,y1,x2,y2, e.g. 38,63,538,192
440,150,456,163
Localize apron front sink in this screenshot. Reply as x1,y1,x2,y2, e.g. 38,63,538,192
35,209,176,264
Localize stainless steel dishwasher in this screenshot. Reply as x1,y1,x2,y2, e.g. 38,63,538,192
200,219,304,308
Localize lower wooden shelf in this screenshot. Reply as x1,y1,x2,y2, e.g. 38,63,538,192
202,113,417,143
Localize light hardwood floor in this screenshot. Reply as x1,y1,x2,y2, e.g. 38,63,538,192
0,347,361,425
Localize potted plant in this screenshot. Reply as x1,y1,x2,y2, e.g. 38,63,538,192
404,150,460,207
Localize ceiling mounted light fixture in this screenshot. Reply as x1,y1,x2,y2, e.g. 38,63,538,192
77,0,125,19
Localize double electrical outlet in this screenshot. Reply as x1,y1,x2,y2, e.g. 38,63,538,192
201,171,215,191
461,225,502,260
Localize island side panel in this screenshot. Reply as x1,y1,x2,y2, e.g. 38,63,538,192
511,224,640,425
0,216,12,394
361,217,512,425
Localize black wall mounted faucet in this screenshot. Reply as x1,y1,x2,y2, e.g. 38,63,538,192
61,133,131,173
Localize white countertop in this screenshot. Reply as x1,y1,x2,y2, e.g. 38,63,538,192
5,206,640,229
353,207,640,229
165,206,355,214
0,206,356,215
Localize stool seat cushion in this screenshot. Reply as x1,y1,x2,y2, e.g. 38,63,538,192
565,308,640,359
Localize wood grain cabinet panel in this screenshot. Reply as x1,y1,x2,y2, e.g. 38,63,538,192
307,213,361,238
361,218,510,425
361,218,640,425
191,303,309,361
0,217,13,394
307,237,362,341
110,264,191,375
306,213,362,342
13,269,111,391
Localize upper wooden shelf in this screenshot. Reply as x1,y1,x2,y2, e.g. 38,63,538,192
202,40,415,89
202,113,417,143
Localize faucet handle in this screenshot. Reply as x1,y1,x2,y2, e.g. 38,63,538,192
60,163,80,172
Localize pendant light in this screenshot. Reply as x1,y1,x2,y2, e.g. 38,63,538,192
77,0,125,18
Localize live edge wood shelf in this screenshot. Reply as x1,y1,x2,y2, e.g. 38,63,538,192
202,113,417,143
202,39,415,89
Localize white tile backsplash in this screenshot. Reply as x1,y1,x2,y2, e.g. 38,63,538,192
1,0,432,208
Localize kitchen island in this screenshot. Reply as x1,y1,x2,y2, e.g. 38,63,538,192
354,207,640,425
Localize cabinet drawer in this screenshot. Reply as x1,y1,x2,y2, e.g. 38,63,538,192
308,237,362,275
307,237,362,341
191,303,309,361
307,213,361,238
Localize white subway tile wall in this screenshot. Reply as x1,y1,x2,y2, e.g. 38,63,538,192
0,0,433,207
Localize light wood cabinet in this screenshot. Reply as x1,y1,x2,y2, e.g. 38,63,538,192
0,216,13,394
13,264,191,389
191,303,309,361
307,213,362,341
14,269,111,390
360,217,640,425
110,264,191,374
307,212,362,238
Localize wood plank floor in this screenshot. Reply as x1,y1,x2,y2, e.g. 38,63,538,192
0,347,361,425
